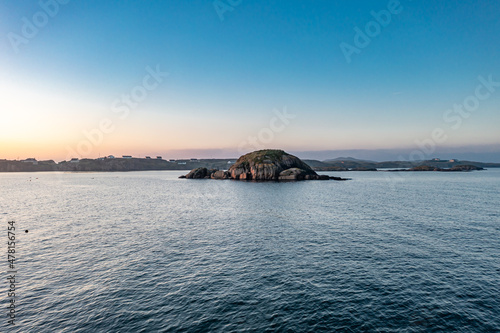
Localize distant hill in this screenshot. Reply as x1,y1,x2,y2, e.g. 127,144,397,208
0,158,234,173
1,157,499,172
324,157,377,163
291,148,500,163
314,159,500,171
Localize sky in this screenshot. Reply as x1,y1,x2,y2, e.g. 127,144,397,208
1,0,499,161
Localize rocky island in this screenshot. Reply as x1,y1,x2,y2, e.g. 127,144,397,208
180,150,348,181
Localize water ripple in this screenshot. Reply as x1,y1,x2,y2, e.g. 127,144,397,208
0,170,499,332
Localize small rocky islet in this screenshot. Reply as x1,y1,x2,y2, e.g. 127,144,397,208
180,149,348,181
388,165,484,172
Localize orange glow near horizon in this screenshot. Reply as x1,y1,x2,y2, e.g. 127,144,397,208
1,79,499,162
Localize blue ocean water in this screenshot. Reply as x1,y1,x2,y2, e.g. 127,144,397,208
1,169,499,332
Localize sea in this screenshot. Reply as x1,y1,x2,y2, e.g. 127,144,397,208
0,169,499,332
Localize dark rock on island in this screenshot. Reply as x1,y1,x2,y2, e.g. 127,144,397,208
409,165,441,171
183,168,220,179
180,149,349,181
211,170,231,179
350,167,378,171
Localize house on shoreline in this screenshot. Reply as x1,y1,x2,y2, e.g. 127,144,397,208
22,158,38,165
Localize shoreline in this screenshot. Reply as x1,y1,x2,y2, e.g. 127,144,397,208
1,157,498,173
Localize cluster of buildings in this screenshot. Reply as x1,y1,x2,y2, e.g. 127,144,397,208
66,155,200,165
21,158,39,165
431,158,459,163
16,156,235,165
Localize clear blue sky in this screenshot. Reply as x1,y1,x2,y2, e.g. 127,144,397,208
1,0,499,161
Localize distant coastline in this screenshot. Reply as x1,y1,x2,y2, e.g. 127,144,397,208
1,156,498,173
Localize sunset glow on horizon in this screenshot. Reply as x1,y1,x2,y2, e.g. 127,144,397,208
1,1,499,162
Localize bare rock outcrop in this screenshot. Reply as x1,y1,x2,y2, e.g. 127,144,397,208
278,168,308,180
211,170,231,179
228,150,318,181
185,167,208,179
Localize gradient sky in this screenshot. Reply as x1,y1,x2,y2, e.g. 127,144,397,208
1,0,499,161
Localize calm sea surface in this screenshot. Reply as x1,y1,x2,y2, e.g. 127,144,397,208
1,169,499,332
